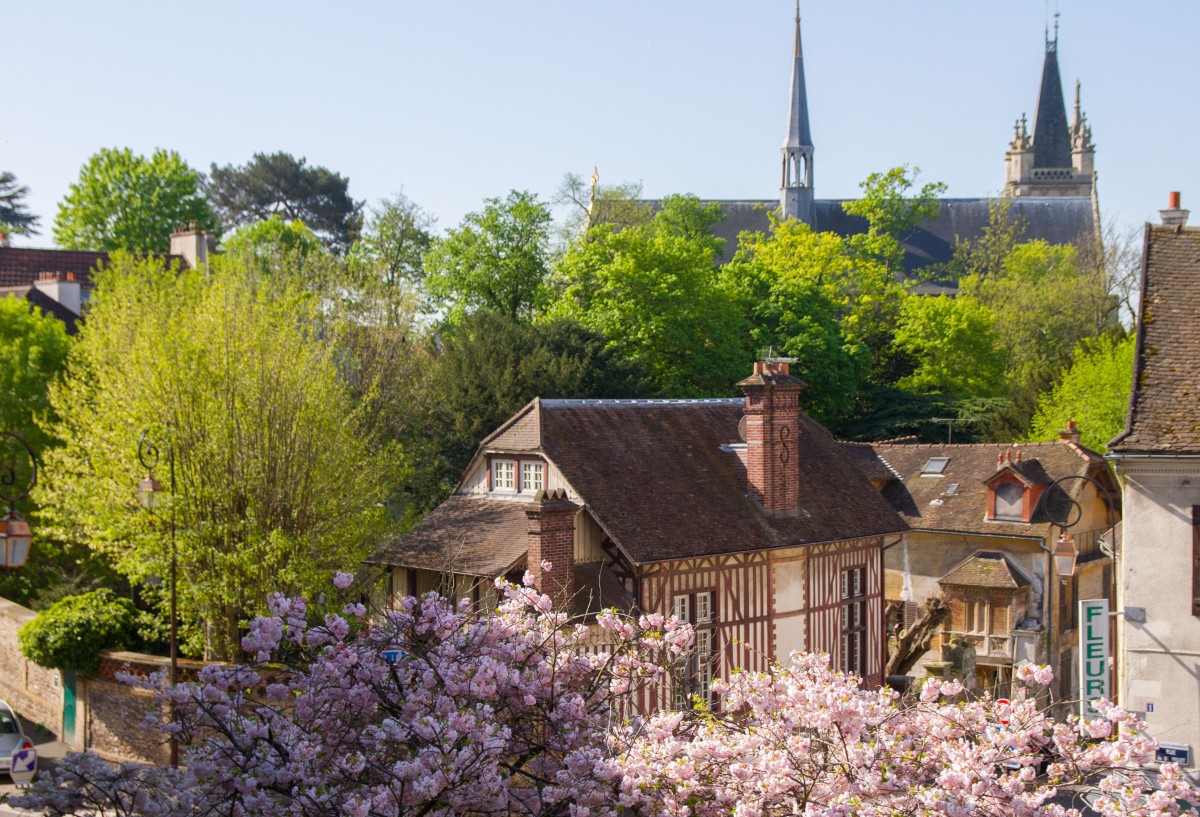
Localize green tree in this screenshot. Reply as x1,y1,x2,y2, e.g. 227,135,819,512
424,190,553,321
1,171,40,236
553,196,746,396
410,310,645,510
349,193,435,308
553,171,651,246
205,152,363,253
1028,333,1134,452
0,297,70,457
219,215,326,279
36,253,396,660
53,148,215,252
892,294,1005,397
842,165,946,274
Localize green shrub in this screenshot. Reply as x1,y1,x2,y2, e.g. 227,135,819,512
18,589,141,674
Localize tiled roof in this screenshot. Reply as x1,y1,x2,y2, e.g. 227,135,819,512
536,401,904,563
939,552,1030,589
846,440,1107,538
572,562,637,616
0,248,110,288
368,495,529,577
1109,225,1200,454
380,399,905,573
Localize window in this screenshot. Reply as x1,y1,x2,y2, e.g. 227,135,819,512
945,483,960,496
840,567,867,676
521,461,544,493
491,459,515,492
994,482,1023,521
672,591,717,707
921,457,950,476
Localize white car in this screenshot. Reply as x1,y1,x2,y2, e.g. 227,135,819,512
0,700,34,777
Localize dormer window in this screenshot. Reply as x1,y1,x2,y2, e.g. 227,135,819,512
994,482,1023,521
521,461,544,493
921,457,950,476
492,459,516,492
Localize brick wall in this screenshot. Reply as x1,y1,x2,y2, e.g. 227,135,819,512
0,597,62,736
741,362,802,515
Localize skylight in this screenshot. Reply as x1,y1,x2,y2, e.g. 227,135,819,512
921,457,950,476
945,483,960,496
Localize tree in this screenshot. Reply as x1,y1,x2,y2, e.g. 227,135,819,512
35,253,397,660
424,190,553,321
410,310,645,512
1028,333,1135,452
0,171,41,235
349,193,435,314
553,170,651,246
14,575,1200,817
0,296,70,458
892,293,1006,397
219,215,324,262
52,148,215,253
205,152,363,253
842,164,946,274
553,197,746,397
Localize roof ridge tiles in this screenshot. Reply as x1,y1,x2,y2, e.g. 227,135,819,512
540,398,743,408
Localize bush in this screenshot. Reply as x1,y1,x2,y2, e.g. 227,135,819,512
18,589,141,674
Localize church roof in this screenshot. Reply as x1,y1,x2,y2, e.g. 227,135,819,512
1033,41,1072,169
697,197,1096,273
1109,225,1200,454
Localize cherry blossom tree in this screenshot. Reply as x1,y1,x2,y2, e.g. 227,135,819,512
14,569,1200,817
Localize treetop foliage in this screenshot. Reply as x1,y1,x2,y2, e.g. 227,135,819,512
205,152,364,253
17,588,146,674
0,170,41,235
53,148,216,253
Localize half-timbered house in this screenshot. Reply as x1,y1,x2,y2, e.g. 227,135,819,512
370,360,906,700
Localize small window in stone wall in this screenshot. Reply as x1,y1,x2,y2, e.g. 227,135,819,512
993,482,1024,521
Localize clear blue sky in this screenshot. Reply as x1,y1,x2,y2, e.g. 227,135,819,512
6,1,1199,246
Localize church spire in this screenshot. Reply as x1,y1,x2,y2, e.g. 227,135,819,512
1032,26,1071,169
780,3,814,223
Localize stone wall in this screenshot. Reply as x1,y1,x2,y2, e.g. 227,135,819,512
0,596,62,736
0,594,209,763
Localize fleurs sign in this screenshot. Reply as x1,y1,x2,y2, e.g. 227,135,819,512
1078,598,1110,718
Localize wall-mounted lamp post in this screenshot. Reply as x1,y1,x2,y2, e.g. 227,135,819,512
136,428,178,767
1052,532,1078,581
0,432,37,569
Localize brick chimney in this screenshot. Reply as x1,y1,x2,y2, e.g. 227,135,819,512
169,222,215,269
738,358,805,517
1058,419,1082,445
1160,192,1189,227
524,489,578,608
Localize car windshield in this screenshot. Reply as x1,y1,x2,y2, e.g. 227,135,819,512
0,710,19,734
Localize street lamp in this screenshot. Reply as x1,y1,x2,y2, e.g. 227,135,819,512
0,431,37,569
136,428,178,767
1053,532,1078,581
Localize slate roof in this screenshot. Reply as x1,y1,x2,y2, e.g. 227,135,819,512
939,552,1031,590
379,398,905,573
1109,225,1200,454
843,439,1109,539
1032,45,1072,170
675,197,1096,272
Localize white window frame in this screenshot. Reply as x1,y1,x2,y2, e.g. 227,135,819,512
520,460,544,494
491,459,516,493
695,591,713,624
673,594,690,623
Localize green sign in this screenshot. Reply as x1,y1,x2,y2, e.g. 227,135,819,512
1078,599,1110,718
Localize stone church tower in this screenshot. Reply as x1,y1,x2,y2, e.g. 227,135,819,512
1005,28,1095,198
780,6,814,223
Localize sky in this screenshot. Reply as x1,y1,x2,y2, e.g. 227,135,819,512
6,1,1199,247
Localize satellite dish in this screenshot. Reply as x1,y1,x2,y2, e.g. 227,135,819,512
737,415,748,442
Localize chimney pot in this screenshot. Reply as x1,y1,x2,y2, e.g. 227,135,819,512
1160,191,1190,227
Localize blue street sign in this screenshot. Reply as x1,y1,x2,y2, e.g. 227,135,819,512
1156,743,1192,766
10,746,37,785
381,649,406,664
